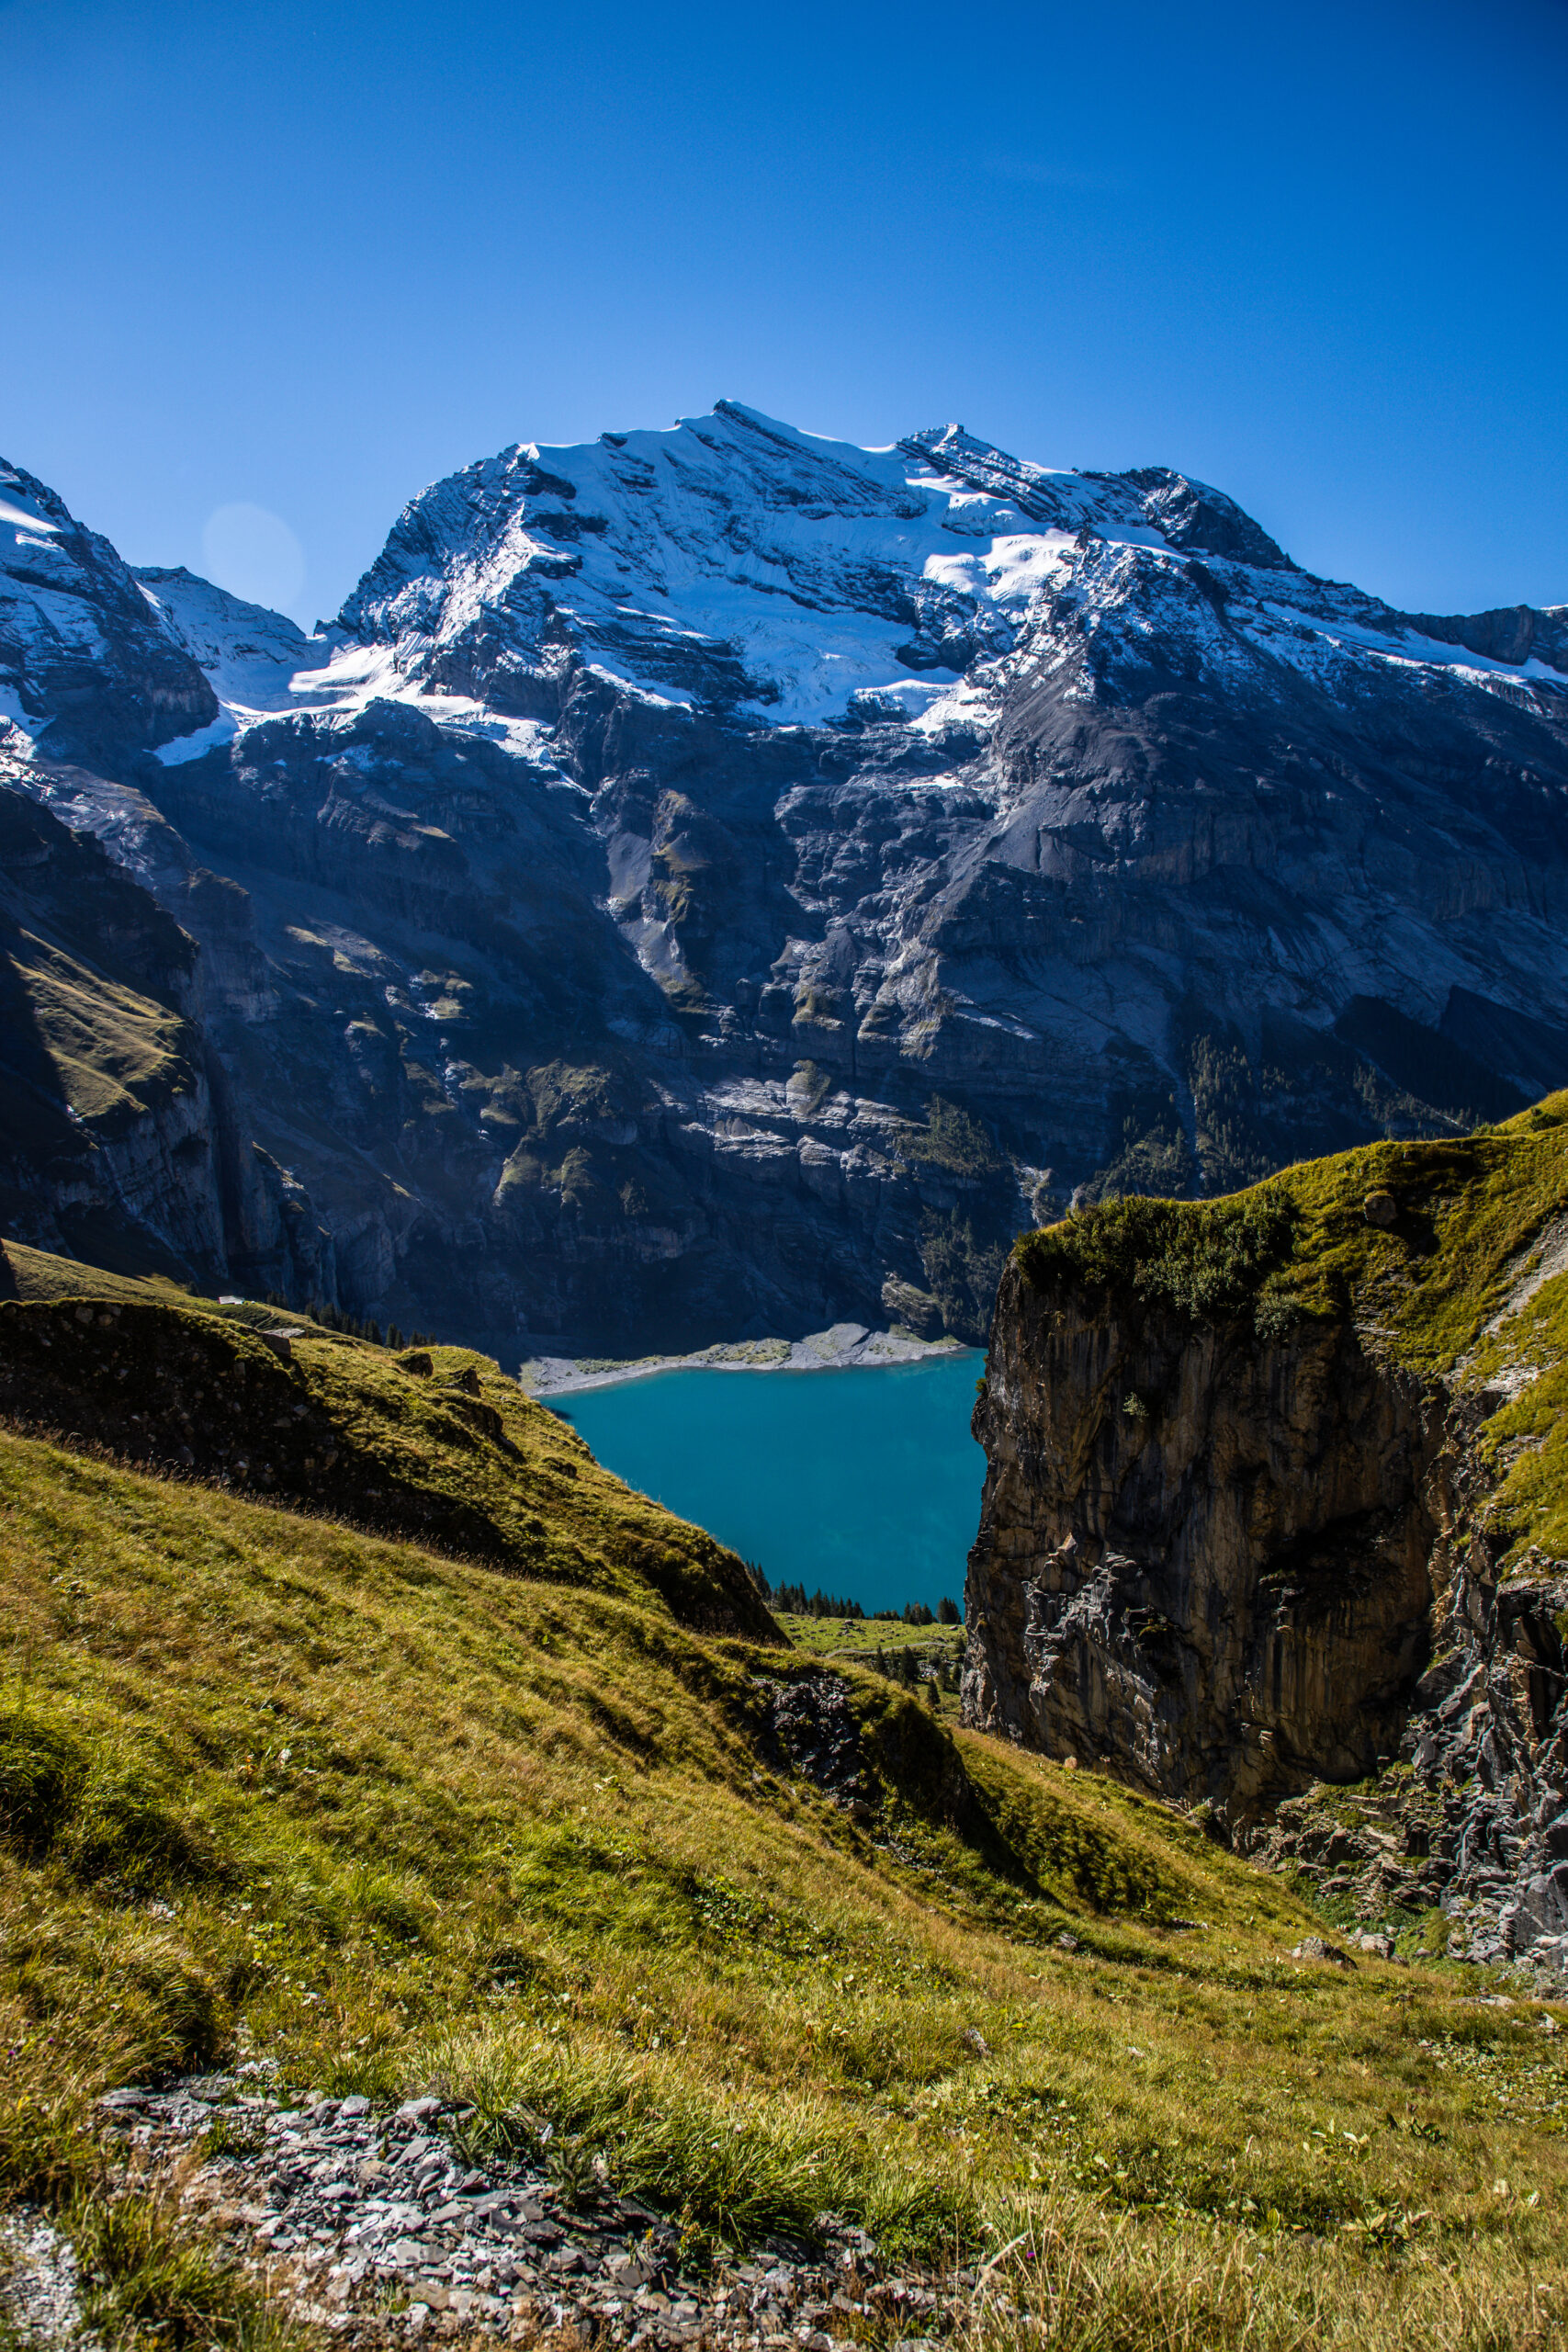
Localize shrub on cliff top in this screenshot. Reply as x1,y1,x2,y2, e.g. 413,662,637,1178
1017,1186,1299,1324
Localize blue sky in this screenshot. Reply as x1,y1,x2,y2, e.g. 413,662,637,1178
3,0,1563,627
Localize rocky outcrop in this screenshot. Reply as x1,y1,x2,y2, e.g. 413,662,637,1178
963,1156,1568,1972
1247,1559,1568,1972
0,779,227,1275
4,409,1568,1353
0,776,325,1295
79,2075,951,2346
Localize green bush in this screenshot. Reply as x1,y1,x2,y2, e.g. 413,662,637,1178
1019,1186,1300,1325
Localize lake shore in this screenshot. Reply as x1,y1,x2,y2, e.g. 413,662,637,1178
523,1321,972,1396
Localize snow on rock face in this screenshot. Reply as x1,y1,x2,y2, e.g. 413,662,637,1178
0,460,217,759
330,401,1567,741
333,402,1223,727
134,566,311,713
338,401,1019,723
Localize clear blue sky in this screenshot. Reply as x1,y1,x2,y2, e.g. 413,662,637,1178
4,0,1564,628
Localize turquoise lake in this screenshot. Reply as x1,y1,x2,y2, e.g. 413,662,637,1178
550,1351,986,1615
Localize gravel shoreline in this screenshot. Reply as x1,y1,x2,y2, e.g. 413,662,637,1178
523,1325,972,1399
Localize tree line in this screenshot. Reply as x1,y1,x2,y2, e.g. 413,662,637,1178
746,1567,961,1626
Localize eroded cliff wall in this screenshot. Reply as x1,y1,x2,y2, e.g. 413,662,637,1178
965,1258,1443,1807
964,1120,1568,1970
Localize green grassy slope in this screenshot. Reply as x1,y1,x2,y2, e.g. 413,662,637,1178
2,1260,1568,2343
0,1236,194,1306
0,1284,772,1637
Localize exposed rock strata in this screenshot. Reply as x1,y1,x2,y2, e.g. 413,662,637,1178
964,1261,1445,1806
0,775,326,1298
1247,1554,1568,1973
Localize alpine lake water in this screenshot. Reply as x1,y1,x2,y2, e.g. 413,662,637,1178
549,1350,986,1616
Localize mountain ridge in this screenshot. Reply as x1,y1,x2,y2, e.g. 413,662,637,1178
2,409,1565,1354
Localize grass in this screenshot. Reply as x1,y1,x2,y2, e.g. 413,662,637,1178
3,1257,1568,2341
0,1287,773,1636
70,2177,296,2352
0,1238,196,1309
963,2194,1567,2352
1017,1185,1299,1327
9,928,196,1132
773,1611,966,1718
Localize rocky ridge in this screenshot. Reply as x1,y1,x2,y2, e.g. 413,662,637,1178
3,408,1567,1354
963,1109,1568,1973
0,460,216,761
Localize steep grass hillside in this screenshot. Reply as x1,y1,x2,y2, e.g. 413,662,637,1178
0,1273,770,1638
1,1259,1567,2346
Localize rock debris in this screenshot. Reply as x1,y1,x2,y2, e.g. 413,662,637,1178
91,2075,973,2346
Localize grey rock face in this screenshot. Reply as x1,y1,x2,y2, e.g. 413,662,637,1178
3,405,1566,1352
755,1671,872,1811
964,1243,1568,1970
1,460,216,760
963,1252,1442,1810
0,760,331,1299
1404,1562,1568,1971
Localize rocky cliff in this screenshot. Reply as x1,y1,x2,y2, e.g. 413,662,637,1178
3,408,1567,1353
0,461,216,759
0,777,333,1300
964,1102,1568,1970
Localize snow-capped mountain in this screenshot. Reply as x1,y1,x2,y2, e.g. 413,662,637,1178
2,406,1566,1353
